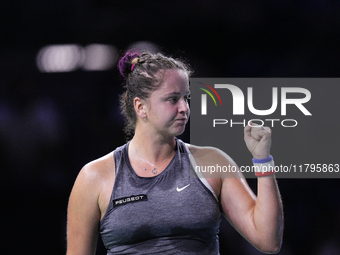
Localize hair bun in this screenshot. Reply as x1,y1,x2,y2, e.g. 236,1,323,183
118,50,141,78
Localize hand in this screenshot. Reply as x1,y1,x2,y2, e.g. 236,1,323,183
244,121,272,159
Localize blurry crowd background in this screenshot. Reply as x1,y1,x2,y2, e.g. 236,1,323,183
1,1,340,254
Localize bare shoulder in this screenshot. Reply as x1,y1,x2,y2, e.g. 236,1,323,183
186,143,237,168
186,143,245,179
68,151,116,224
70,151,116,210
185,144,244,198
67,151,115,255
84,151,115,179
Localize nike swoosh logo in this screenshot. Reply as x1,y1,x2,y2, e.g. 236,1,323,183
177,184,190,192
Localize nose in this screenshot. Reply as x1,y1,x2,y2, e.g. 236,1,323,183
179,98,189,114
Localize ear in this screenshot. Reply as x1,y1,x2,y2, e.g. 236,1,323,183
134,97,147,118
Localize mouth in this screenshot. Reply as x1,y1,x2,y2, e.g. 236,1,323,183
175,118,187,124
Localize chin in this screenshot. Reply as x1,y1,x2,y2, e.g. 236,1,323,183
165,122,187,137
173,126,186,136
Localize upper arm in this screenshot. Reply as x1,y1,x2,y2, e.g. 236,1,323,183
190,144,282,252
66,164,102,255
220,175,257,240
220,160,283,252
190,145,257,240
216,152,259,243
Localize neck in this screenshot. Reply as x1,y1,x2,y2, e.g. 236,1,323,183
130,127,176,166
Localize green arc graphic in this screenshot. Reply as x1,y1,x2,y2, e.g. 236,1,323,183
198,87,217,106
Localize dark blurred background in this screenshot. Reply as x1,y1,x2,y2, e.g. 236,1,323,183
1,0,340,254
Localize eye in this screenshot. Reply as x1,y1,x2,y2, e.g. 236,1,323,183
184,94,191,101
169,97,179,103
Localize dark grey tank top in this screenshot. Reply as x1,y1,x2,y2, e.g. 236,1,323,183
100,138,221,254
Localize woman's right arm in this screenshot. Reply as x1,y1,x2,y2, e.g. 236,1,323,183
66,163,102,255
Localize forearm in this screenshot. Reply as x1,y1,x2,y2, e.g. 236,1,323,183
252,175,283,253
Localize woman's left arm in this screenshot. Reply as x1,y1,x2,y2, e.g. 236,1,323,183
220,123,283,253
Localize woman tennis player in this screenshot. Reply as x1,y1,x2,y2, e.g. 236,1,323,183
66,51,283,254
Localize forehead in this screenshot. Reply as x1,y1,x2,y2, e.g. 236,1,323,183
157,69,189,92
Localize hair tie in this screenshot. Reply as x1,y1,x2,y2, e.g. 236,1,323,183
131,58,139,71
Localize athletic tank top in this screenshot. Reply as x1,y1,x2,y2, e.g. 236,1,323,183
100,138,221,255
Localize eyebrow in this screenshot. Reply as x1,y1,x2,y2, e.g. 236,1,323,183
164,91,190,97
